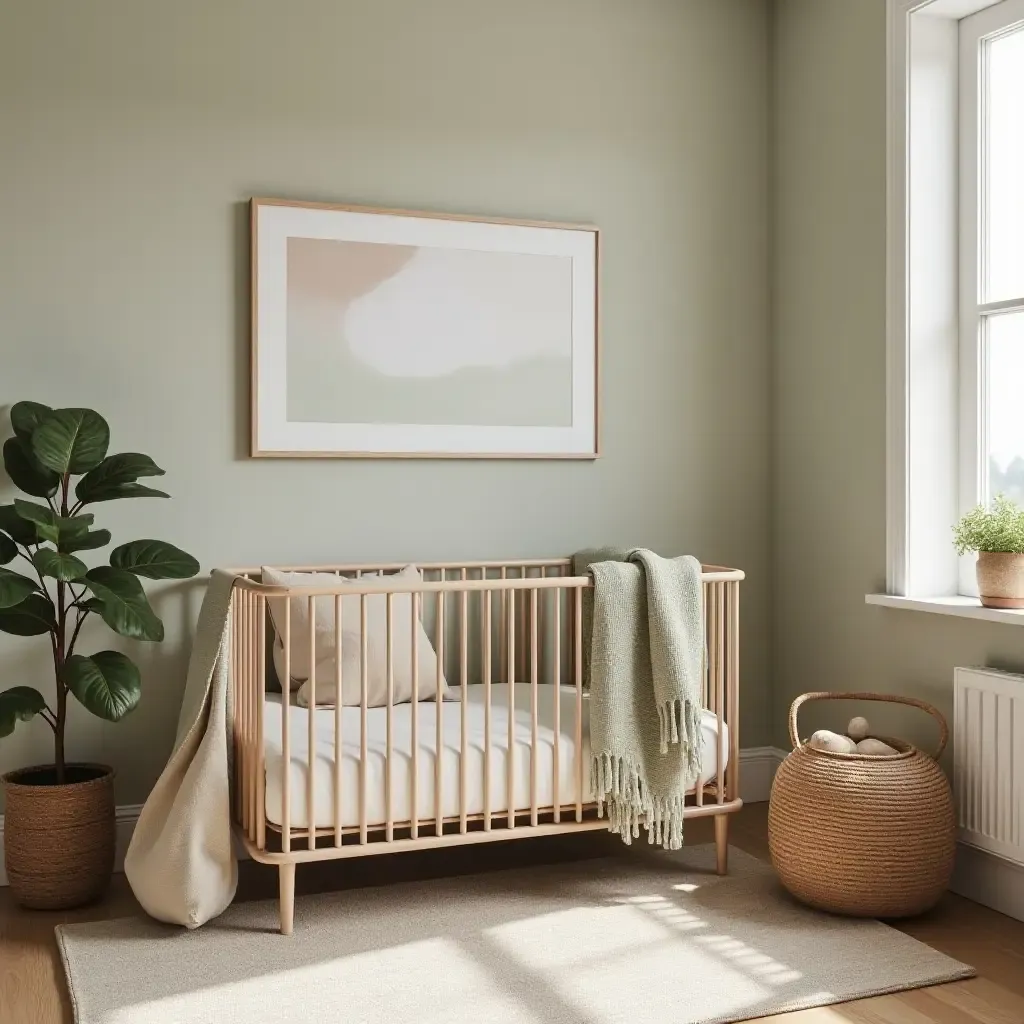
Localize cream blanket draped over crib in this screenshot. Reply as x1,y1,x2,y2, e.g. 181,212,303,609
124,570,238,928
573,549,704,850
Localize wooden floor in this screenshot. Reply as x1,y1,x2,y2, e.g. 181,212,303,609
2,803,1023,1023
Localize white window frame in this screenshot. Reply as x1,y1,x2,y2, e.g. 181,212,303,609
874,0,1024,622
959,0,1024,593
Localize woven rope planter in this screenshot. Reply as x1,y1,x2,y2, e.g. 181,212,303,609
768,692,955,918
2,763,115,910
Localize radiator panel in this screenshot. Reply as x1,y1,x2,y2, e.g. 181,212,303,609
954,666,1024,865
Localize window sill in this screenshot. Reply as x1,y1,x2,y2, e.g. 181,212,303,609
865,593,1024,625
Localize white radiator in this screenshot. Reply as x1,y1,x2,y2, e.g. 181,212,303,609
953,667,1024,866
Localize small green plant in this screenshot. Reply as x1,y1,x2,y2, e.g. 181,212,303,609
953,494,1024,555
0,402,199,782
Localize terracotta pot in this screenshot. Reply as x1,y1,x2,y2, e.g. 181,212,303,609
2,763,115,910
976,551,1024,609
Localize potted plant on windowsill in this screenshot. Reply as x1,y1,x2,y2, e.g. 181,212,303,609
953,494,1024,609
0,402,199,909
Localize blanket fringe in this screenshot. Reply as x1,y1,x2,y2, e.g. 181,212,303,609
657,699,705,777
591,747,696,852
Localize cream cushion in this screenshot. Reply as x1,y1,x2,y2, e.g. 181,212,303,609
262,565,448,708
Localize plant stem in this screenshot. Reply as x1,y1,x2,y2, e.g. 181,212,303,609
66,608,87,659
53,473,72,784
54,576,66,783
18,546,52,604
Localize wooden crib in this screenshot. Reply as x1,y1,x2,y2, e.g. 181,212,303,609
228,557,743,934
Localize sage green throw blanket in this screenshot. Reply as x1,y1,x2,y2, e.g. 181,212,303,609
573,548,704,850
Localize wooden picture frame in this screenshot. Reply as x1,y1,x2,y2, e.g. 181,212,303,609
250,198,600,459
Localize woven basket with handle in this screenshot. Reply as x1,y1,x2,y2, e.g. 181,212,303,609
768,692,955,918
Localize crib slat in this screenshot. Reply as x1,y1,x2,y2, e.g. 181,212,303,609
239,591,246,833
716,583,726,805
519,566,528,685
308,595,317,848
567,566,575,689
553,588,561,823
460,586,468,834
695,581,706,805
257,594,266,850
238,591,247,834
507,591,516,830
707,583,716,718
575,586,583,823
251,591,259,841
480,567,488,696
701,581,710,709
231,592,240,823
411,592,420,840
484,589,493,831
500,566,507,685
359,594,368,845
247,591,256,841
538,567,546,696
697,584,710,807
530,587,538,827
728,582,741,802
334,595,343,847
386,593,394,841
241,591,249,832
435,589,445,837
282,599,291,854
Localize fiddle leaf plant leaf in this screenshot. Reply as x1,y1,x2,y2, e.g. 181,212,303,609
0,593,57,635
0,504,38,546
12,500,93,547
32,549,87,582
63,652,141,722
0,567,40,609
0,533,16,565
31,407,110,475
12,499,57,541
2,437,60,498
76,453,167,505
10,401,53,443
84,566,164,642
61,528,112,554
96,483,170,501
110,539,199,580
55,516,97,551
0,686,48,737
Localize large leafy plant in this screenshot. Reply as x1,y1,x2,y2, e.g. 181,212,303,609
953,494,1024,555
0,403,198,782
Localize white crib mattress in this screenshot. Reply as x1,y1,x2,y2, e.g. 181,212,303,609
263,684,729,831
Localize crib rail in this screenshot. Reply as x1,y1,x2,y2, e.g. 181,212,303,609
229,559,742,880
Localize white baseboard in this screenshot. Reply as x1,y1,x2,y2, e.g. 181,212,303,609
738,746,787,804
951,840,1024,924
1,746,787,888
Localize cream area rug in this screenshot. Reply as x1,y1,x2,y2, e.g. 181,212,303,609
57,845,973,1024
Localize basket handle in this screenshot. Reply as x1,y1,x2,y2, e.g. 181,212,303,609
788,691,948,759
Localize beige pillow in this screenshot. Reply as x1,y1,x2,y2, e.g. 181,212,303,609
262,565,447,708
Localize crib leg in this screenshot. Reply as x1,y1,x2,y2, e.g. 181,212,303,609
714,814,729,875
279,862,296,936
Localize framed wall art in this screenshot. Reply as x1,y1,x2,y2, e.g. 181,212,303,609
250,198,599,458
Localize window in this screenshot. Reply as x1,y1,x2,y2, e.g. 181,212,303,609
960,0,1024,593
878,0,1024,616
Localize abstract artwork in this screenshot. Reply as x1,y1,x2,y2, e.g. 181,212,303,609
251,199,599,458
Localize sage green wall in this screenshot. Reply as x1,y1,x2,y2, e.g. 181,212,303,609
772,0,1024,757
0,0,772,805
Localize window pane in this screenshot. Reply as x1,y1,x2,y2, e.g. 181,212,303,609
985,26,1024,302
988,312,1024,505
